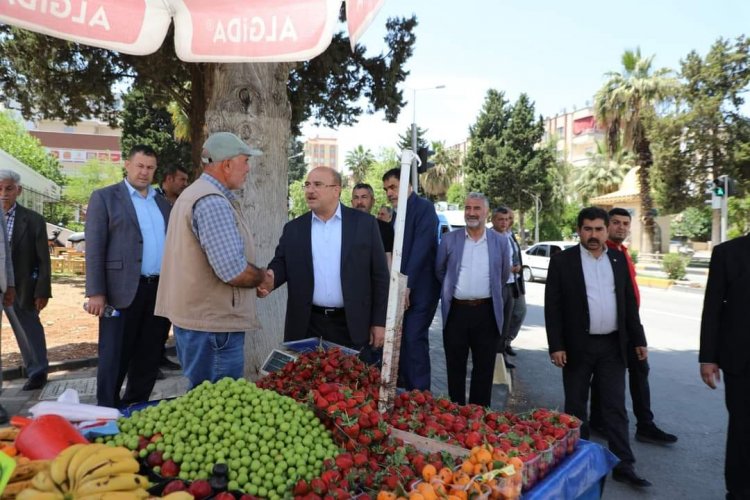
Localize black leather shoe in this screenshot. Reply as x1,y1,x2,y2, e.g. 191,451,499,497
22,373,48,391
156,369,166,380
635,424,678,444
505,346,517,357
0,405,8,425
159,356,181,370
612,467,652,487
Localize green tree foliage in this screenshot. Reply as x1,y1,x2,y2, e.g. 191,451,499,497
419,141,461,201
464,90,560,235
575,141,633,200
728,196,750,239
0,110,65,185
670,206,712,241
397,125,429,151
64,159,123,205
446,182,467,205
662,253,688,280
287,138,307,186
120,88,193,181
595,48,678,252
344,145,375,185
650,36,750,212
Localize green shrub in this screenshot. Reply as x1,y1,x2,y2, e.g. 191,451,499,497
662,253,688,280
629,249,639,264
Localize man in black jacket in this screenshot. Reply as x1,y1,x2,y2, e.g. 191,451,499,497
545,207,650,488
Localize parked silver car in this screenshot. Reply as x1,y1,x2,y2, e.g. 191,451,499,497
522,241,577,282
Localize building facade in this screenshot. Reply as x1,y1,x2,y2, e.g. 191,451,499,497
0,148,61,214
303,136,339,171
543,106,604,167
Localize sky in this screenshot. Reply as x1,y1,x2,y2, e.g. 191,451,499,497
301,0,749,165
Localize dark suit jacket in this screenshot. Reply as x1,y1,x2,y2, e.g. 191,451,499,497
10,204,51,310
699,235,750,374
510,232,525,295
436,228,511,334
268,204,389,346
398,192,440,305
85,181,171,309
545,244,646,364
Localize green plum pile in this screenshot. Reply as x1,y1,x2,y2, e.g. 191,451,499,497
101,377,340,500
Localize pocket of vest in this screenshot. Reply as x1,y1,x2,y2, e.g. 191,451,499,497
232,287,241,308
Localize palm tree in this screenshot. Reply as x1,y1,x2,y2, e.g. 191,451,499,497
594,48,678,252
420,141,462,201
575,141,633,200
344,145,375,185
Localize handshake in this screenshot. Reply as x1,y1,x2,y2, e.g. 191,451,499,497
256,269,274,298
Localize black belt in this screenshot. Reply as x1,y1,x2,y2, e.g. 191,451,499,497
311,305,345,317
452,298,491,306
140,275,160,284
589,331,617,336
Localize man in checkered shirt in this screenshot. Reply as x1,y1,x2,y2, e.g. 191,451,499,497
155,132,270,388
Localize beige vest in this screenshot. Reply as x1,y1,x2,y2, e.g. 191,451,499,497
155,178,259,332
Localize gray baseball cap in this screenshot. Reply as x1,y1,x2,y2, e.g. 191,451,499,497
201,132,262,164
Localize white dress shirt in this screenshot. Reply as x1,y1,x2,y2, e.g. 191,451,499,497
580,245,618,334
311,203,344,307
453,229,491,300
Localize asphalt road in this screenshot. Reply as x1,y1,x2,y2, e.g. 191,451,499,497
505,282,727,499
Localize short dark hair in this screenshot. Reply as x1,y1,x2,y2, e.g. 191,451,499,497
608,207,631,219
127,144,157,160
493,206,510,215
164,165,189,177
382,168,411,185
577,207,609,228
353,183,374,195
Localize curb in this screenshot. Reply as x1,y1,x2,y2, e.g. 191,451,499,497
2,346,177,381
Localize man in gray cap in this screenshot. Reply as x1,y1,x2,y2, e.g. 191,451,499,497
155,132,269,388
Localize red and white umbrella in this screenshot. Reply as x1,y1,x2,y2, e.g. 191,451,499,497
0,0,384,61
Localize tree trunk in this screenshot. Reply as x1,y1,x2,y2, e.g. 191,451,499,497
204,62,292,379
634,124,655,254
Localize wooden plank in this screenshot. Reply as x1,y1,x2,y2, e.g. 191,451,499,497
390,428,469,458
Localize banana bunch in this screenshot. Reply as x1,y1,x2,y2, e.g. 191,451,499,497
17,443,150,500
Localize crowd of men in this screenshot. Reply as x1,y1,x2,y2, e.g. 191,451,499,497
0,131,747,497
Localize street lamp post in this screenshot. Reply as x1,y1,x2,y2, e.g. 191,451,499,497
522,190,542,244
410,85,445,191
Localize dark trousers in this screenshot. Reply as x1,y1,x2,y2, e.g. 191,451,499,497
724,370,750,499
97,280,170,408
562,333,635,467
306,310,355,348
497,284,515,352
443,301,499,407
4,303,48,378
590,341,654,429
398,297,438,391
506,293,527,345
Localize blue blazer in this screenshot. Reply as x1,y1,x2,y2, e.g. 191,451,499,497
85,181,171,309
435,228,511,334
399,192,440,306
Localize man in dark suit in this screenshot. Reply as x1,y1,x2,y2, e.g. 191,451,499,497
0,204,15,424
260,167,389,354
85,144,171,408
490,206,520,370
545,206,651,488
0,169,51,391
505,209,526,356
436,193,510,406
351,182,394,268
700,234,750,500
382,168,440,390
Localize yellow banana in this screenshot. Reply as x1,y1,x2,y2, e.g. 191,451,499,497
76,489,150,500
75,447,137,485
160,492,195,500
50,443,88,491
74,473,149,496
16,489,64,500
78,456,140,484
66,443,106,489
31,469,63,493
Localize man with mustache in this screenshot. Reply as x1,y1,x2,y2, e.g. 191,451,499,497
545,207,651,488
351,183,394,268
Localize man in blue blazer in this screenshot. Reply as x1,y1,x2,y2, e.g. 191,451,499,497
382,168,440,390
436,193,510,406
262,167,389,354
85,145,171,408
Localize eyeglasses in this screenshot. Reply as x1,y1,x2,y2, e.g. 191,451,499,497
303,182,339,190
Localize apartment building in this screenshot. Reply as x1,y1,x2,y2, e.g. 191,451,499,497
543,106,604,167
303,136,338,171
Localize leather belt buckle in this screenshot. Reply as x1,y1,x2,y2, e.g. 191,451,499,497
140,275,159,284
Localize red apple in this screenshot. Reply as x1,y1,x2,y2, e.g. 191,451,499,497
162,479,187,494
146,450,164,467
213,493,235,500
188,479,213,499
160,459,180,478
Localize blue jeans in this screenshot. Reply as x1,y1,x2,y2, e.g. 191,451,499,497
173,327,245,389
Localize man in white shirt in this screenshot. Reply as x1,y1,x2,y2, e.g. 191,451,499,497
436,193,510,406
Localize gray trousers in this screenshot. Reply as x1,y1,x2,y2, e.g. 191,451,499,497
506,293,527,345
4,303,48,378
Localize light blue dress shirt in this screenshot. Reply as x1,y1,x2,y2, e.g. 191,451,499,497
311,203,344,307
125,181,165,276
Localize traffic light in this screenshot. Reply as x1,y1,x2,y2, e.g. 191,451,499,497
713,178,725,197
417,146,435,174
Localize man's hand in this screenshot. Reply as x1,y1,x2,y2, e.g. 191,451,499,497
35,297,49,312
635,346,648,361
369,326,385,348
550,351,567,368
85,295,107,317
700,363,721,389
257,269,275,298
511,264,521,274
2,286,15,307
403,287,411,310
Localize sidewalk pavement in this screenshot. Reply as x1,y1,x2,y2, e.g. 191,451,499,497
0,312,511,420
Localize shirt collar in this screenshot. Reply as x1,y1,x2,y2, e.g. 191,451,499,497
200,173,236,201
606,239,627,252
124,179,156,200
580,243,608,260
5,203,17,216
312,203,342,224
464,227,487,242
